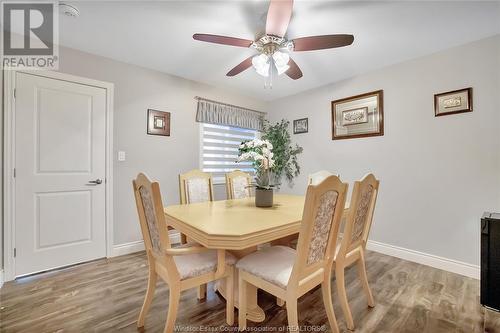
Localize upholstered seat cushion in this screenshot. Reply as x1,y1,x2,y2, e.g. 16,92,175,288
236,246,296,289
174,248,237,280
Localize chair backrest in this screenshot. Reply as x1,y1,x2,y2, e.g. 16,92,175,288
225,170,252,200
291,175,348,283
179,169,214,204
133,173,172,257
308,170,339,186
339,174,379,255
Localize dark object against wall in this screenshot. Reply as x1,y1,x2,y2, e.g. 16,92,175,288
434,87,473,117
293,118,308,134
481,212,500,312
147,109,170,136
331,90,384,140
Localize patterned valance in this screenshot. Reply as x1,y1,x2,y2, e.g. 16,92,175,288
195,97,265,131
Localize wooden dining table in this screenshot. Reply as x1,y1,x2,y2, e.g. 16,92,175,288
164,194,349,322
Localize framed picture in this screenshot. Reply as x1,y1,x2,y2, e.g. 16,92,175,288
331,90,384,140
293,118,308,134
147,109,171,136
434,88,473,117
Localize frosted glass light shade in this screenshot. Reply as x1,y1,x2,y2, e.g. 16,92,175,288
252,54,270,77
272,51,290,75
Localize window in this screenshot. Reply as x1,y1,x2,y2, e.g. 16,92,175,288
200,123,258,184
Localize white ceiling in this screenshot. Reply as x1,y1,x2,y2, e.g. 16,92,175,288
59,1,500,101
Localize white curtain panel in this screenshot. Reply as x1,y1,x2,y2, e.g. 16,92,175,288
196,98,265,131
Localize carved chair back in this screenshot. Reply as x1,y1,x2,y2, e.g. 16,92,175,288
339,174,379,256
225,170,252,199
290,175,348,286
179,169,214,204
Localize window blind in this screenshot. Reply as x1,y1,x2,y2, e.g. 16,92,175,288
200,123,257,184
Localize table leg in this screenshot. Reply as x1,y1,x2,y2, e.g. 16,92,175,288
215,246,265,323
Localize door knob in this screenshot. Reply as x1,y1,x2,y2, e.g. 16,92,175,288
88,179,103,185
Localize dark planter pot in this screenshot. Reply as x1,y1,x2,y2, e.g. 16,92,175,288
255,188,273,207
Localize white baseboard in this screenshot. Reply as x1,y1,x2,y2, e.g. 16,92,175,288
0,269,4,288
111,240,145,257
110,232,182,257
367,240,480,279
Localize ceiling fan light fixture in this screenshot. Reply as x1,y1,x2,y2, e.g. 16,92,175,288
252,54,270,77
272,51,290,75
194,0,355,83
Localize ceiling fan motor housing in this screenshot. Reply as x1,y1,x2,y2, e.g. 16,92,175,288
252,35,294,55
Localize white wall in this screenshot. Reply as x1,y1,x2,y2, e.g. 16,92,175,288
267,35,500,266
56,46,266,246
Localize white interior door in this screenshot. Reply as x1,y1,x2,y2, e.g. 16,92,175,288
14,72,107,277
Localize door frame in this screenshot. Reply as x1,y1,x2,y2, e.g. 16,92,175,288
3,70,114,281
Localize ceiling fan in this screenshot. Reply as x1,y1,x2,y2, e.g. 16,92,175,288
193,0,354,85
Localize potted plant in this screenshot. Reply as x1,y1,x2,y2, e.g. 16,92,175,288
237,139,276,207
262,119,303,186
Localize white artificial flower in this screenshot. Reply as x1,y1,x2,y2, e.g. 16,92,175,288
262,140,272,148
237,138,275,171
238,151,264,163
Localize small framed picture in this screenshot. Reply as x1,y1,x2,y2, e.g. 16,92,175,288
293,118,308,134
434,88,473,117
331,90,384,140
147,109,170,136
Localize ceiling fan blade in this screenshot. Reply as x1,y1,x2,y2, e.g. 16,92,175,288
292,34,354,51
193,33,253,48
227,56,254,76
265,0,293,37
286,58,302,80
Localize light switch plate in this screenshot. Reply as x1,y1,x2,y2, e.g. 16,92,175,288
118,151,126,161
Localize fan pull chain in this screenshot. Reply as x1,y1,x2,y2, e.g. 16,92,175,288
269,60,273,89
264,58,275,89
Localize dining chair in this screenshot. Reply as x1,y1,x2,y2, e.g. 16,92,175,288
178,169,215,299
225,170,252,200
133,173,236,333
334,173,379,330
237,175,348,333
272,169,338,306
179,169,215,204
308,170,339,185
271,171,341,254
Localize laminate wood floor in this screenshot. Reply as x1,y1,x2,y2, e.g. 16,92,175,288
1,251,499,333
